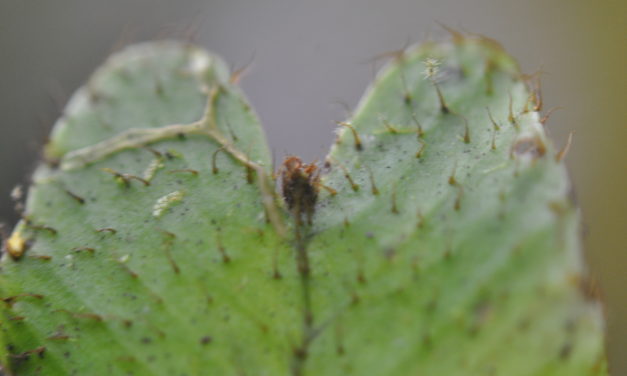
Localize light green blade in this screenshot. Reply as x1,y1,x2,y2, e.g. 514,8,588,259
307,36,606,375
0,41,297,375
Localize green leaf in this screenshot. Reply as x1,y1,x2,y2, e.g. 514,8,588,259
1,36,606,375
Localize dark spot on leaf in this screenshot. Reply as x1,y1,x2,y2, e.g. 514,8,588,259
559,342,573,360
200,336,212,345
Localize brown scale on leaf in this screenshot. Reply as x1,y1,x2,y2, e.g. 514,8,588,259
63,188,85,204
96,227,117,234
101,168,150,187
540,106,563,125
334,322,345,356
391,185,399,214
114,260,139,279
245,165,255,184
215,227,231,264
454,185,464,211
521,70,543,112
462,120,471,144
211,147,226,174
47,333,71,341
486,107,501,131
281,156,320,226
21,215,55,233
229,52,256,84
335,161,359,192
507,93,519,129
416,139,426,159
382,118,399,134
27,255,52,261
2,293,44,306
570,273,603,302
159,230,181,273
366,166,379,195
168,168,199,176
337,122,362,151
416,210,426,229
72,246,95,254
143,146,163,158
448,163,458,186
411,112,425,138
25,223,58,236
9,346,46,361
484,58,497,95
555,131,573,162
54,309,103,322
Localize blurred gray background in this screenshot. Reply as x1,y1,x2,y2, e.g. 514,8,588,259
1,0,625,372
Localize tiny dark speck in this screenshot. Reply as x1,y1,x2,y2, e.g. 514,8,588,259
559,343,572,360
200,336,212,345
365,232,374,239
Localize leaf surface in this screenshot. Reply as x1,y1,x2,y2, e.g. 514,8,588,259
0,37,606,375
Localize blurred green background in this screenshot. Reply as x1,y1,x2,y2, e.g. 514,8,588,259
0,0,624,373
